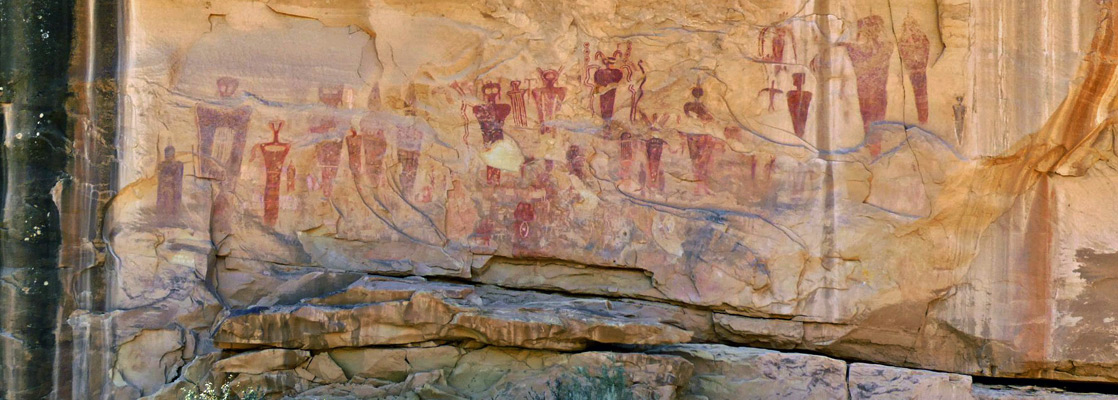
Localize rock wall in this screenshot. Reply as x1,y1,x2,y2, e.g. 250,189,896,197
64,0,1118,398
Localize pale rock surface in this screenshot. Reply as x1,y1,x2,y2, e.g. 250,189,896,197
211,348,310,374
652,344,847,400
848,363,975,400
713,313,805,350
114,329,185,396
303,353,347,384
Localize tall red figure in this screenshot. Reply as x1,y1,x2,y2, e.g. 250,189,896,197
840,16,893,130
786,73,813,138
251,120,291,227
532,67,567,134
645,137,666,192
898,16,930,124
507,80,529,128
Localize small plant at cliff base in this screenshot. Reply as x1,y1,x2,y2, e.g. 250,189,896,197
537,364,636,400
181,382,264,400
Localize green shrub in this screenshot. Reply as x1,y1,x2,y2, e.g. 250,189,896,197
181,382,264,400
539,364,635,400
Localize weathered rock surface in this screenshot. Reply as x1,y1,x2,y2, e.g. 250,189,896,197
972,385,1114,399
652,344,847,400
848,363,975,400
212,348,310,374
58,0,1118,397
214,277,696,350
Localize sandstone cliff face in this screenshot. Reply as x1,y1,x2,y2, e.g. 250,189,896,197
68,0,1118,397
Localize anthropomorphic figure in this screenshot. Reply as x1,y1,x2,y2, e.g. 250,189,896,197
532,68,567,134
682,132,719,195
352,88,390,187
786,73,813,138
645,137,667,192
566,144,588,180
759,20,797,73
310,85,346,197
156,145,184,220
507,80,529,128
684,84,715,124
898,15,931,124
513,201,536,255
840,15,893,130
250,120,291,227
195,77,251,184
396,105,425,195
584,42,638,121
619,131,637,183
471,82,512,185
953,96,967,145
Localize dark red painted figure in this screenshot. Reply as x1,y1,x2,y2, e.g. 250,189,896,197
840,15,893,130
786,73,813,138
898,15,930,124
757,80,783,111
195,77,251,184
619,131,637,182
684,84,715,124
156,145,184,219
471,82,512,185
566,144,587,180
645,137,666,192
531,67,567,134
683,133,719,194
251,120,291,227
759,21,797,73
310,85,346,198
584,42,636,121
513,201,536,254
507,80,529,128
